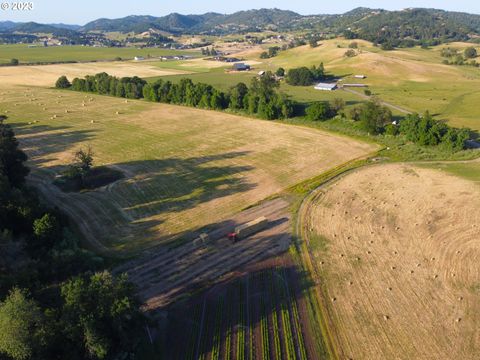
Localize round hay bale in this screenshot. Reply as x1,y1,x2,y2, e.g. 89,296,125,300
65,110,69,113
90,120,95,124
383,315,389,321
331,297,336,302
125,100,128,103
115,111,119,115
455,318,461,323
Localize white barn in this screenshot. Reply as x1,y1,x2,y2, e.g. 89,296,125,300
314,83,337,91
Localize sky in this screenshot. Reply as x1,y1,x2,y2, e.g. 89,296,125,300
0,0,479,24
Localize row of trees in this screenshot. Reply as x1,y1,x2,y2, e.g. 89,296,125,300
0,117,144,360
399,112,470,151
69,73,147,99
285,63,326,86
58,72,296,120
303,100,471,151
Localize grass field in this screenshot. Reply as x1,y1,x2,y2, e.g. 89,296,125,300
304,162,480,359
0,44,199,64
0,61,190,87
0,84,377,253
245,39,480,130
142,38,480,129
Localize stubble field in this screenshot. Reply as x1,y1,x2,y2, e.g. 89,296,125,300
304,162,480,360
1,83,377,253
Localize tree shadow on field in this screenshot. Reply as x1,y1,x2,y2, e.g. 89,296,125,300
150,265,323,360
8,121,96,167
35,151,257,251
109,151,255,219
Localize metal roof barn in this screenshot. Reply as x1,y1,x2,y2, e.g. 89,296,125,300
314,83,337,91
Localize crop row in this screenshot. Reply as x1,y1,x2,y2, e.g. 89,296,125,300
178,267,310,359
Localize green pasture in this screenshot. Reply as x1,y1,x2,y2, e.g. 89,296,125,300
0,44,199,64
249,40,480,130
418,161,480,183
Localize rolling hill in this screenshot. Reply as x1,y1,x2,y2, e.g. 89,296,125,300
2,7,480,44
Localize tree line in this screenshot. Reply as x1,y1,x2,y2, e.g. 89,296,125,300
304,100,472,152
57,72,296,120
0,116,144,360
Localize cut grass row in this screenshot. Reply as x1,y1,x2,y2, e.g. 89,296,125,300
155,267,315,359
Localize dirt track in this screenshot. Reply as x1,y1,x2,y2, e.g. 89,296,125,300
303,163,480,360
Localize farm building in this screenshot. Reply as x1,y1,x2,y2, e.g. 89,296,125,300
314,83,337,91
134,56,145,61
258,70,266,76
342,83,368,88
354,75,367,79
232,63,251,71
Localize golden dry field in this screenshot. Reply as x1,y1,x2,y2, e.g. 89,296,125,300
304,162,480,360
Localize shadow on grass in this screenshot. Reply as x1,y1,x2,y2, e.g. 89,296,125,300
9,121,96,167
144,265,323,359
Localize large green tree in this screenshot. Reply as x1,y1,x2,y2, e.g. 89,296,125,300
0,288,45,360
60,271,143,360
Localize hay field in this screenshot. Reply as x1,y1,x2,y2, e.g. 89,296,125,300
258,39,480,130
305,163,480,360
0,44,198,64
0,85,377,253
0,61,190,87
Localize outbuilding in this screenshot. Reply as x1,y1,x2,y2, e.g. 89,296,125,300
232,63,251,71
314,83,337,91
134,56,145,61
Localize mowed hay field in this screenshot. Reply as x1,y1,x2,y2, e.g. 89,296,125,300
0,44,198,63
0,61,190,87
304,163,480,360
258,39,480,130
0,85,377,253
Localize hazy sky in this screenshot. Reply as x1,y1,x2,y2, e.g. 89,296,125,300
1,0,479,24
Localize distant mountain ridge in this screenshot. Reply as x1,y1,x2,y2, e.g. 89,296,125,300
2,7,480,45
79,8,302,33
